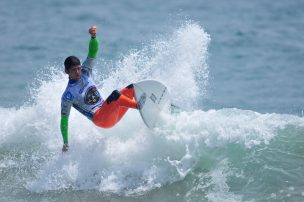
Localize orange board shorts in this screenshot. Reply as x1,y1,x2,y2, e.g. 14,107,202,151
93,84,137,128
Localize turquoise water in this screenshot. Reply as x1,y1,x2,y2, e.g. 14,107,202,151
1,0,304,201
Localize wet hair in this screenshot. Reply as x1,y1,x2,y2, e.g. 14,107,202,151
64,56,80,73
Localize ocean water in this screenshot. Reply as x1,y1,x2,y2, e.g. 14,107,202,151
1,0,304,201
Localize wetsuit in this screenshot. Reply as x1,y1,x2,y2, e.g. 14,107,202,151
60,36,137,145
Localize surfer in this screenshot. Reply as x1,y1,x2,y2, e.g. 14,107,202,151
60,25,139,152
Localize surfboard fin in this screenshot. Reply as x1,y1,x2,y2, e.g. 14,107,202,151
170,104,182,114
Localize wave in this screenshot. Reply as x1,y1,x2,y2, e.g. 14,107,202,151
1,22,304,201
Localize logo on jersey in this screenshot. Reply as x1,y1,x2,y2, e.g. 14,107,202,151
63,91,74,101
84,86,101,105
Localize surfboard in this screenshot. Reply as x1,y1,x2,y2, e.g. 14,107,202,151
134,80,171,128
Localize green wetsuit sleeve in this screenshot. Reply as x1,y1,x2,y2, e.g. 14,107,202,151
60,115,69,144
88,37,99,59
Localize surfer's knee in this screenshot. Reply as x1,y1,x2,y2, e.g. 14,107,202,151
126,84,134,89
106,90,121,104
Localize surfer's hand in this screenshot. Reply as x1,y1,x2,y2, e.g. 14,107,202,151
89,25,97,38
62,144,69,152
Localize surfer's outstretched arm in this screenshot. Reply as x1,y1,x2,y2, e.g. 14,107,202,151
82,25,99,76
60,96,72,152
60,115,69,152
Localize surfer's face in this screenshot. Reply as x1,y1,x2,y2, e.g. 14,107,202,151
68,65,81,80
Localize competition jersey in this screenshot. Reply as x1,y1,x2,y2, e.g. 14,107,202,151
61,57,104,120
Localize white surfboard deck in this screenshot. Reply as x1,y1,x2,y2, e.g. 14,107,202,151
134,80,171,128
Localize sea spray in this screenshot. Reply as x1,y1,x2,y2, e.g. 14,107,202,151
101,22,210,110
